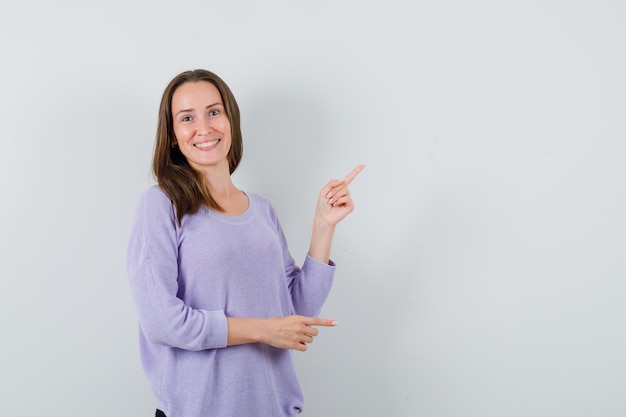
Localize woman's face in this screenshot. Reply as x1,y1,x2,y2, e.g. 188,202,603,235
171,81,232,173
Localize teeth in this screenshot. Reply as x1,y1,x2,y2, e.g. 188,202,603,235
195,139,220,148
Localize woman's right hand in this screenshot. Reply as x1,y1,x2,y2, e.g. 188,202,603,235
260,315,337,351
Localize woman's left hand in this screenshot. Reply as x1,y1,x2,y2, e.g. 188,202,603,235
315,164,365,227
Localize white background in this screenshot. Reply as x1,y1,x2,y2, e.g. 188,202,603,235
1,1,625,416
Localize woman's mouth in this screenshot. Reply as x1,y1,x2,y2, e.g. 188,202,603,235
194,139,220,149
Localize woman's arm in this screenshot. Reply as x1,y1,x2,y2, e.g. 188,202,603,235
127,187,229,350
227,316,337,351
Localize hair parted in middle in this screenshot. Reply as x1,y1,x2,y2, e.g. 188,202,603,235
152,69,243,225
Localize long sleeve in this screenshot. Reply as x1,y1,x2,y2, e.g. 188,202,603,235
126,186,228,351
288,254,336,317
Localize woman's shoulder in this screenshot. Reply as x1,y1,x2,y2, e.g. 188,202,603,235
246,191,269,205
245,192,280,222
140,184,170,201
136,184,174,212
246,192,275,211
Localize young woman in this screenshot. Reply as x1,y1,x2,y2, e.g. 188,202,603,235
127,69,363,417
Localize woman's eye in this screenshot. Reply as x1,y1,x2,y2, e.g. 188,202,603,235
209,109,220,117
181,116,192,122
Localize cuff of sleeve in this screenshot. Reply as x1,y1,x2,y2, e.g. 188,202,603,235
203,310,229,349
304,253,337,269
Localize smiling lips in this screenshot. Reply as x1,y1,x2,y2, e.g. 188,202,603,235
194,139,220,149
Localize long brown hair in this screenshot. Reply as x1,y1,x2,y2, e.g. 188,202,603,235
152,69,243,224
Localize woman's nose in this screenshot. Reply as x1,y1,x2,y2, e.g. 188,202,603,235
197,118,212,135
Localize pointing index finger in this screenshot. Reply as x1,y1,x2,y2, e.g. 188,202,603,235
344,164,365,185
305,317,338,327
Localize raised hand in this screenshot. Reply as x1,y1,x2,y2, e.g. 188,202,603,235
315,164,365,228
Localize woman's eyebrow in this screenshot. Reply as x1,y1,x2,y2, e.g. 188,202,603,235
174,102,222,118
174,108,193,117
